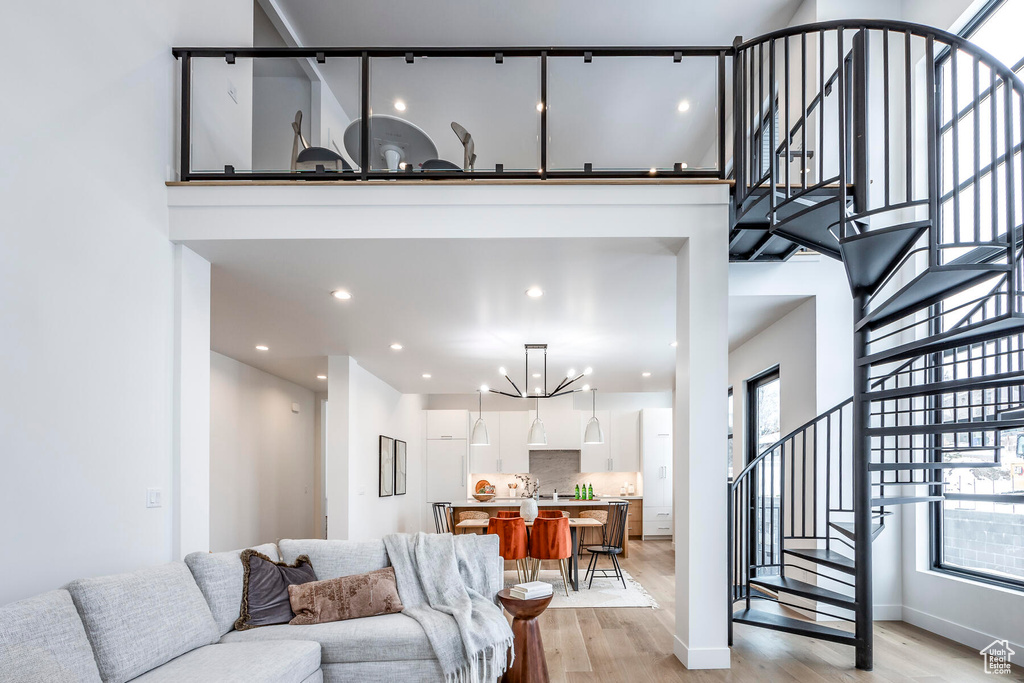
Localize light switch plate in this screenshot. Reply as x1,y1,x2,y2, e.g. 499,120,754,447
146,488,162,508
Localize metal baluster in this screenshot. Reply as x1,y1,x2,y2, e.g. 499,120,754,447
883,28,891,208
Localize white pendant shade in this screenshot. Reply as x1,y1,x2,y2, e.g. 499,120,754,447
583,415,604,444
527,417,547,446
470,417,490,446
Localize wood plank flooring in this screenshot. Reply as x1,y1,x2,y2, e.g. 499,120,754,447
531,539,1023,682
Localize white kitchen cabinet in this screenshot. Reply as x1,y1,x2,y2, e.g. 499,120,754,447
641,408,673,536
579,410,610,472
498,411,530,473
468,411,501,473
527,407,581,450
425,410,468,440
426,438,467,503
610,410,640,472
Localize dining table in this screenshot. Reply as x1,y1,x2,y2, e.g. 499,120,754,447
454,517,603,591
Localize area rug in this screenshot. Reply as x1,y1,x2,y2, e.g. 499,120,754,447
503,569,658,609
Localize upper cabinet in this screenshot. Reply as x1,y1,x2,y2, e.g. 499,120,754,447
498,411,530,473
579,410,611,472
468,411,501,472
610,410,640,472
528,407,581,451
426,410,468,440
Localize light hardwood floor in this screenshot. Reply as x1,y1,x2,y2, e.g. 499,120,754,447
532,539,1023,682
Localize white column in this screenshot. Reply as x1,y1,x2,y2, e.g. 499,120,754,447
173,245,211,558
325,355,352,539
674,226,731,669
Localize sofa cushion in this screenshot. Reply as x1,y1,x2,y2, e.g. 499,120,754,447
130,641,320,683
66,562,220,683
278,539,388,580
236,550,317,631
185,543,281,635
288,567,403,625
219,612,434,664
0,589,102,683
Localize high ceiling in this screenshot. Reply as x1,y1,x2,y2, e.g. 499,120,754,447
271,0,804,48
187,237,810,394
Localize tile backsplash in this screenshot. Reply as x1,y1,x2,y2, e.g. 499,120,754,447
470,449,640,498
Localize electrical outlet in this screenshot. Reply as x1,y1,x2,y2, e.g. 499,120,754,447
146,488,162,508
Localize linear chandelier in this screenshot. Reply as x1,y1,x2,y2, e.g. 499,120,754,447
471,344,601,448
489,344,592,399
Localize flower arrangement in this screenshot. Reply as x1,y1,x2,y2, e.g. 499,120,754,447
514,473,539,498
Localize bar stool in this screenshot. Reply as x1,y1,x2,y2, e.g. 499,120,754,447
529,516,572,595
487,516,529,582
457,510,489,535
577,509,607,555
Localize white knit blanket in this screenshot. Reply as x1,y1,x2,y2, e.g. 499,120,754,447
384,532,514,683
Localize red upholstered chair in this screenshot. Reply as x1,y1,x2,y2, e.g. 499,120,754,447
487,516,529,582
528,516,573,595
496,510,520,518
536,509,568,519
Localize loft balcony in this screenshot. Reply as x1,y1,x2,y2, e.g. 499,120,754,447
172,46,731,183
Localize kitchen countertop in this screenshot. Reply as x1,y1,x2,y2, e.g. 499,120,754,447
452,497,633,507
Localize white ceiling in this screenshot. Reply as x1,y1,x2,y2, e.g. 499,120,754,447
188,237,810,394
728,295,809,351
188,237,685,394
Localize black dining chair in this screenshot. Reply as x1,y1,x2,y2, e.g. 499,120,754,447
583,501,629,589
432,502,454,534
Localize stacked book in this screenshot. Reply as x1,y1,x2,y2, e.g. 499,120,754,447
509,581,554,600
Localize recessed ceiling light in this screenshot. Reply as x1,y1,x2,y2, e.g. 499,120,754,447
678,100,690,112
536,102,544,112
317,375,327,380
642,371,652,377
394,100,407,111
390,343,403,351
331,289,352,300
422,373,432,379
526,287,544,298
670,341,678,347
255,345,269,351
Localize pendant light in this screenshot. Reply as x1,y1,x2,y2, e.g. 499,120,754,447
527,397,547,446
470,388,489,446
583,388,604,444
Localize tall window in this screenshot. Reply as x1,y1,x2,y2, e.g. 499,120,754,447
748,368,781,463
930,0,1024,590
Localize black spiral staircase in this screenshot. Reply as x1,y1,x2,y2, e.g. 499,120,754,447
728,20,1024,670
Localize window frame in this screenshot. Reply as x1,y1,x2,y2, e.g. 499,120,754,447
745,366,781,466
928,0,1024,592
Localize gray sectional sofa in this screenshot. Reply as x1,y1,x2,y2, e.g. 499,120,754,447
0,536,503,682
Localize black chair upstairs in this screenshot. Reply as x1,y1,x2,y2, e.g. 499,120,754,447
432,502,454,534
583,501,629,589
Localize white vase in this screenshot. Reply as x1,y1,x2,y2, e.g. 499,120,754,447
519,497,539,523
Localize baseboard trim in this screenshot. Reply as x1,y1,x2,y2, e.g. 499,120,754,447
873,604,902,621
673,636,731,669
902,605,1024,666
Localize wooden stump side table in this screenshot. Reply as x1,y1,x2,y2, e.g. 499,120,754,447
497,588,552,683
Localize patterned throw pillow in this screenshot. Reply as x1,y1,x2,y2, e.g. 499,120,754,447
287,566,404,625
234,550,317,630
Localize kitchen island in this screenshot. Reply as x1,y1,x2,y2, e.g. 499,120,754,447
450,497,640,557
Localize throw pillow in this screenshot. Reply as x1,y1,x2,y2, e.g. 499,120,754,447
234,550,317,630
288,566,403,625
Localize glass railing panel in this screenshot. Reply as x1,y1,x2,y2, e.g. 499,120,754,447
188,55,362,175
546,55,720,173
366,56,541,173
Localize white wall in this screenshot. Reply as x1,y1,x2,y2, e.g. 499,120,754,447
347,362,427,539
209,352,316,551
0,0,250,606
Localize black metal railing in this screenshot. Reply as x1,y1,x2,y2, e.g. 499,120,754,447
171,46,732,182
728,398,853,621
